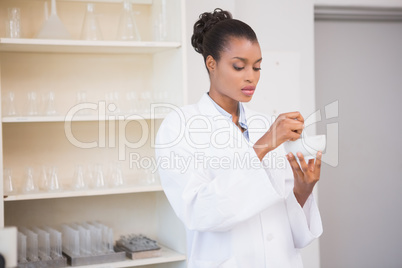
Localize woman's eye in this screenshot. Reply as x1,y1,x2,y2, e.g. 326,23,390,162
233,65,244,71
253,67,262,71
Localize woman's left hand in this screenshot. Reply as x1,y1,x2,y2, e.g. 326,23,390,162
286,151,322,207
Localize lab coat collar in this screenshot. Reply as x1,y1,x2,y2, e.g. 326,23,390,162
197,92,254,122
197,92,254,144
197,92,227,118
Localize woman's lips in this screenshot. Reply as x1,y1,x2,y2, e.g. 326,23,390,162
242,86,256,96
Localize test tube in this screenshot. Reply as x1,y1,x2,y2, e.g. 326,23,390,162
6,8,21,38
62,225,80,257
18,232,28,263
107,228,114,253
92,221,110,253
83,222,102,255
71,223,91,256
33,227,52,261
44,227,63,259
20,228,39,262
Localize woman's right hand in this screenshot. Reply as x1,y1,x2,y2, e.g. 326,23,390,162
253,112,304,160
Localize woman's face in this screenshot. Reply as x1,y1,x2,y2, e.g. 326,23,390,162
208,37,262,103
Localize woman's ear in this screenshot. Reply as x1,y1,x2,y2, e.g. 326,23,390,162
206,55,216,73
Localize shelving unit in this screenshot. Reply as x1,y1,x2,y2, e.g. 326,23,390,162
0,0,187,267
72,246,186,268
2,113,167,123
4,184,163,201
0,38,181,54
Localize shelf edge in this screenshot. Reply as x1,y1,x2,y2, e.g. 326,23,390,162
4,184,164,201
0,38,181,54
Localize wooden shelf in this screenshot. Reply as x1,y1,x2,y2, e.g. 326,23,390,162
2,113,167,123
0,38,181,54
4,184,163,201
73,245,186,268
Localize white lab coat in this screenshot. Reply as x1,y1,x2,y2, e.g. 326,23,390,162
155,92,322,268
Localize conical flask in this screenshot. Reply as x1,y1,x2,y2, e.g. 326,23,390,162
110,162,124,187
48,166,61,191
94,164,106,188
80,3,103,41
3,169,15,195
5,92,17,116
23,167,38,193
117,0,141,41
39,166,49,191
36,0,71,39
72,165,86,190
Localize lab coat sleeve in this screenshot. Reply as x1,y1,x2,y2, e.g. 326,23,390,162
155,111,283,232
283,164,323,248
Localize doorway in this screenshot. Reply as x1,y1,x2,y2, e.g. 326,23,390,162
315,7,402,268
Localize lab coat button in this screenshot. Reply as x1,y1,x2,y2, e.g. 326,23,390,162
266,233,274,241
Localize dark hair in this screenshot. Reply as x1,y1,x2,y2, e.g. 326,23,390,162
191,8,258,63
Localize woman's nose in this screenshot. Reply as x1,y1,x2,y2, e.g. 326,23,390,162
245,68,257,83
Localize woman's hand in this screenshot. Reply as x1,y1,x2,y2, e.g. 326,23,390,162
286,151,322,207
254,112,305,160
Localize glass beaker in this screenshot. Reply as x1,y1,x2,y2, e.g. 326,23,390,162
84,164,95,188
80,3,103,41
94,164,106,188
126,91,139,114
39,166,49,192
27,91,38,116
105,91,121,115
153,0,167,41
145,168,156,185
76,90,91,116
3,168,15,195
117,0,141,41
6,7,21,38
45,91,57,115
72,165,86,190
4,91,17,116
110,162,124,187
140,90,152,113
48,166,61,191
22,167,38,193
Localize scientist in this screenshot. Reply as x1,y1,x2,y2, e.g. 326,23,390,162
155,8,323,268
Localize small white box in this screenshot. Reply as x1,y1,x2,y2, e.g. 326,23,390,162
0,227,17,268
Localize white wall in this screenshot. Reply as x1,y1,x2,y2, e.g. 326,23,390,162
185,1,320,267
315,19,402,268
314,0,402,7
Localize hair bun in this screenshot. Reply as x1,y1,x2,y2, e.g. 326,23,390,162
191,8,232,54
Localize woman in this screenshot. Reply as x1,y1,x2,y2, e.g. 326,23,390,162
155,8,322,268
